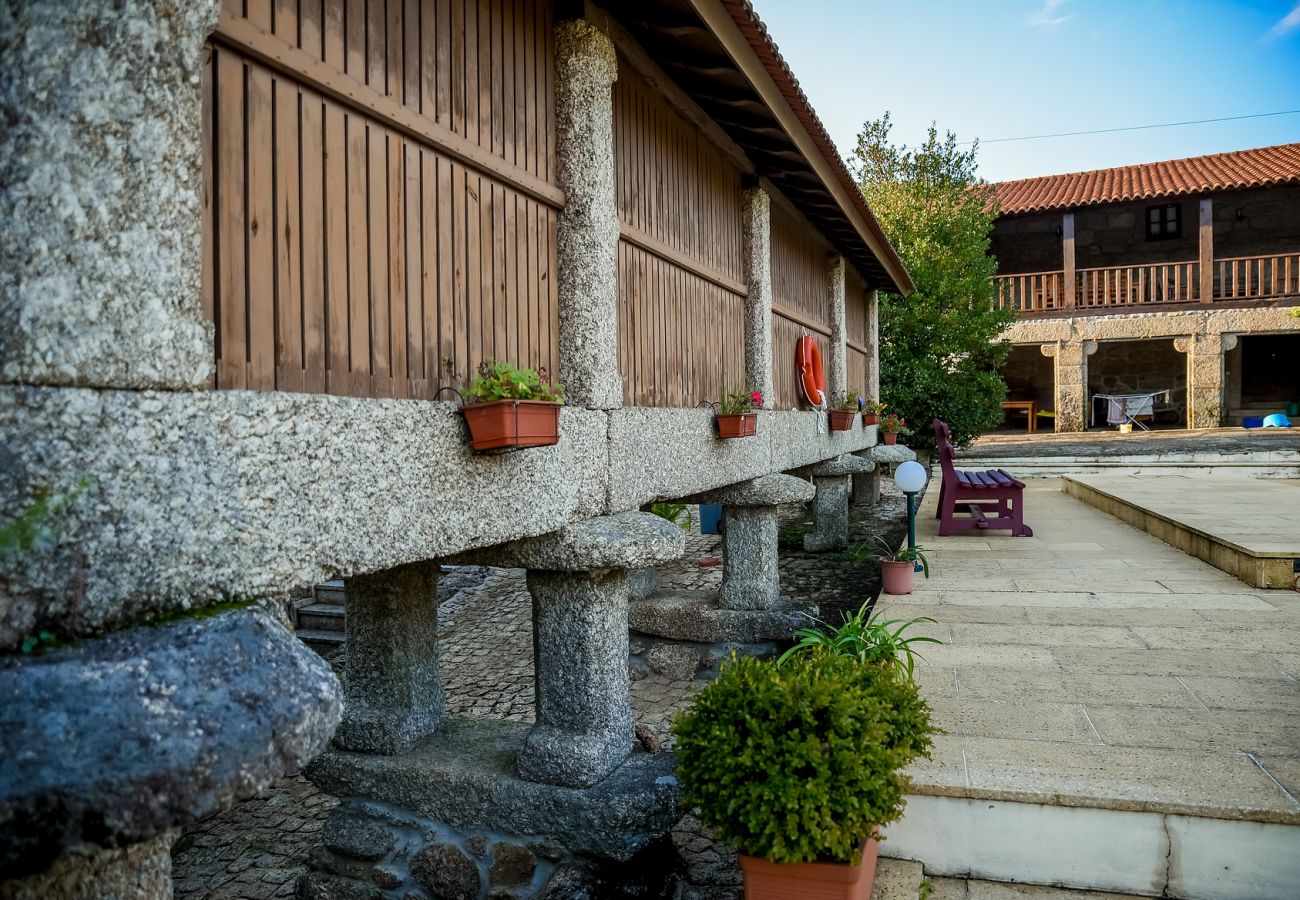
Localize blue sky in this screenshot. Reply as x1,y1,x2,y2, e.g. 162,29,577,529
750,1,1300,183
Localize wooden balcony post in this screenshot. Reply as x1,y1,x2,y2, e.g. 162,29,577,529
1199,198,1214,302
1062,212,1076,309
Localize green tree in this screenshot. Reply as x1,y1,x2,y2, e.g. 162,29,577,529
853,114,1014,446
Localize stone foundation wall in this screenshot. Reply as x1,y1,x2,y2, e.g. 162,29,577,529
1087,340,1187,426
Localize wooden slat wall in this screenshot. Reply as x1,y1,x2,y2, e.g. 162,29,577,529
613,58,746,407
770,201,831,408
845,273,867,396
204,0,559,397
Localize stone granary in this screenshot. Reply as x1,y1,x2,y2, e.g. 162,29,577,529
0,1,911,898
990,144,1300,432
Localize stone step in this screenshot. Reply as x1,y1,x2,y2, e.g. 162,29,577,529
871,857,924,899
883,794,1300,900
296,629,345,655
314,579,346,605
296,602,345,633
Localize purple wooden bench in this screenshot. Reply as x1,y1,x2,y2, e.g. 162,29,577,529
933,419,1033,537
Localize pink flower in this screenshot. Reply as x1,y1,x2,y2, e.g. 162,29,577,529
750,390,763,405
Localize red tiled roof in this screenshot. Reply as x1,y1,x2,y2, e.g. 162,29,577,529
992,143,1300,216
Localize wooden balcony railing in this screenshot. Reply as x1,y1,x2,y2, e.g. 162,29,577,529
993,251,1300,314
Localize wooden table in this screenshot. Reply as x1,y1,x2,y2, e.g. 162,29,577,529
1002,400,1037,433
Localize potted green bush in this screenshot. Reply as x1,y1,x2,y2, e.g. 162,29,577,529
459,360,564,452
715,387,762,438
829,391,862,432
870,536,929,595
673,653,934,900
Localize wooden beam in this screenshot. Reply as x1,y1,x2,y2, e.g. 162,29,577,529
773,302,831,337
1199,198,1214,302
1062,212,1076,309
619,221,749,298
212,11,565,209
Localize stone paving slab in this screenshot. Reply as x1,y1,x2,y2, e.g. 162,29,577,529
883,478,1300,826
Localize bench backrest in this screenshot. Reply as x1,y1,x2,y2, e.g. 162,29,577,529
933,419,958,482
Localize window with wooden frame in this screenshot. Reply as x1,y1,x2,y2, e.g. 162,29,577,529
1145,203,1181,241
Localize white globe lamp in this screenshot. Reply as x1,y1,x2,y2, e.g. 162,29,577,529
894,461,929,571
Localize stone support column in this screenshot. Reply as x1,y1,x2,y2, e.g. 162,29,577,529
554,20,621,409
1175,333,1236,428
741,186,774,407
446,512,684,788
1041,340,1096,432
851,443,918,508
866,289,881,402
334,562,444,755
683,474,814,611
802,455,873,552
0,0,218,390
827,255,848,401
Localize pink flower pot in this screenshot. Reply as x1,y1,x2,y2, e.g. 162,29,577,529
881,560,915,595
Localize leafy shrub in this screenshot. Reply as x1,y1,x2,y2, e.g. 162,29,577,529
672,653,934,865
649,502,692,530
779,601,941,682
466,360,564,403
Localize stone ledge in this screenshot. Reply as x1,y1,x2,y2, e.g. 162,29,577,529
680,473,814,507
800,454,875,477
627,590,812,644
869,444,917,464
447,512,686,571
0,608,341,880
305,718,679,862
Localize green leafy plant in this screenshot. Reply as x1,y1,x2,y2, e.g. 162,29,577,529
718,386,763,415
649,502,692,531
870,535,930,577
0,477,92,567
879,413,910,435
779,601,942,682
864,397,887,415
466,360,564,403
831,390,862,412
672,652,935,865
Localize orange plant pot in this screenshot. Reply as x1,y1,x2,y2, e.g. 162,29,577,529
829,410,857,432
739,839,879,900
460,399,561,452
881,560,915,595
881,431,898,445
716,413,758,439
863,413,880,426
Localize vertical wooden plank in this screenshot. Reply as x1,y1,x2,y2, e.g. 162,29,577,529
273,0,298,44
201,45,217,389
246,65,277,390
388,132,408,397
502,0,515,167
521,0,536,177
404,0,420,110
480,175,496,363
407,144,425,393
418,0,434,117
503,186,517,364
440,0,455,131
344,0,364,78
367,0,385,90
323,0,343,67
464,0,478,144
216,50,247,389
323,100,350,393
301,0,322,58
368,124,391,395
300,91,326,393
345,113,370,392
438,156,456,387
274,75,304,391
1061,212,1075,308
489,0,504,159
1199,198,1214,302
387,0,403,101
247,0,273,31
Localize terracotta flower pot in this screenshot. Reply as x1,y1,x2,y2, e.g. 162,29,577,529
829,409,857,432
863,413,880,426
881,431,898,445
739,838,879,900
716,413,758,438
881,560,915,595
460,399,561,452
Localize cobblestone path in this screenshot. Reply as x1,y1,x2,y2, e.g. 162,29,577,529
173,487,912,898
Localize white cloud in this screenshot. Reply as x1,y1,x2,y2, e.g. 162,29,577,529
1265,3,1300,40
1029,0,1074,29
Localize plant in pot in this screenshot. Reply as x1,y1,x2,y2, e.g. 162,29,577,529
715,387,762,439
780,600,942,682
862,398,886,427
672,652,935,900
829,391,862,432
870,535,929,596
879,412,908,445
459,360,564,452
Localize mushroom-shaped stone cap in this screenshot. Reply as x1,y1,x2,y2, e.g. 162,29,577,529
806,454,875,477
447,512,685,572
680,473,814,508
870,444,918,464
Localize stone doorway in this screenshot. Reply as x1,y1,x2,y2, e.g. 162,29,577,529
1087,338,1187,428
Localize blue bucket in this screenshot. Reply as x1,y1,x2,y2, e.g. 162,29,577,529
1243,416,1264,429
698,503,723,535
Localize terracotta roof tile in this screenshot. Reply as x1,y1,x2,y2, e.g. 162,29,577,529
992,143,1300,215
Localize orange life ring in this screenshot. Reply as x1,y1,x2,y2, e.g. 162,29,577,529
797,335,827,409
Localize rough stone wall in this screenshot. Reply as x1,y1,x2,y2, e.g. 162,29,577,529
1175,332,1237,428
0,831,176,900
1002,306,1300,346
1087,340,1187,426
741,187,774,407
1040,340,1094,432
0,0,219,390
554,19,622,410
1211,185,1300,260
826,256,847,400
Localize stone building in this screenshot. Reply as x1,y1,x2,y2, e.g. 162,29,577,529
0,1,910,897
990,143,1300,432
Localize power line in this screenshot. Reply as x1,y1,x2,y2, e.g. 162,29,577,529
957,109,1300,146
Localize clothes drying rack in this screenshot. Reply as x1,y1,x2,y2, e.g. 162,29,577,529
1090,390,1172,430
